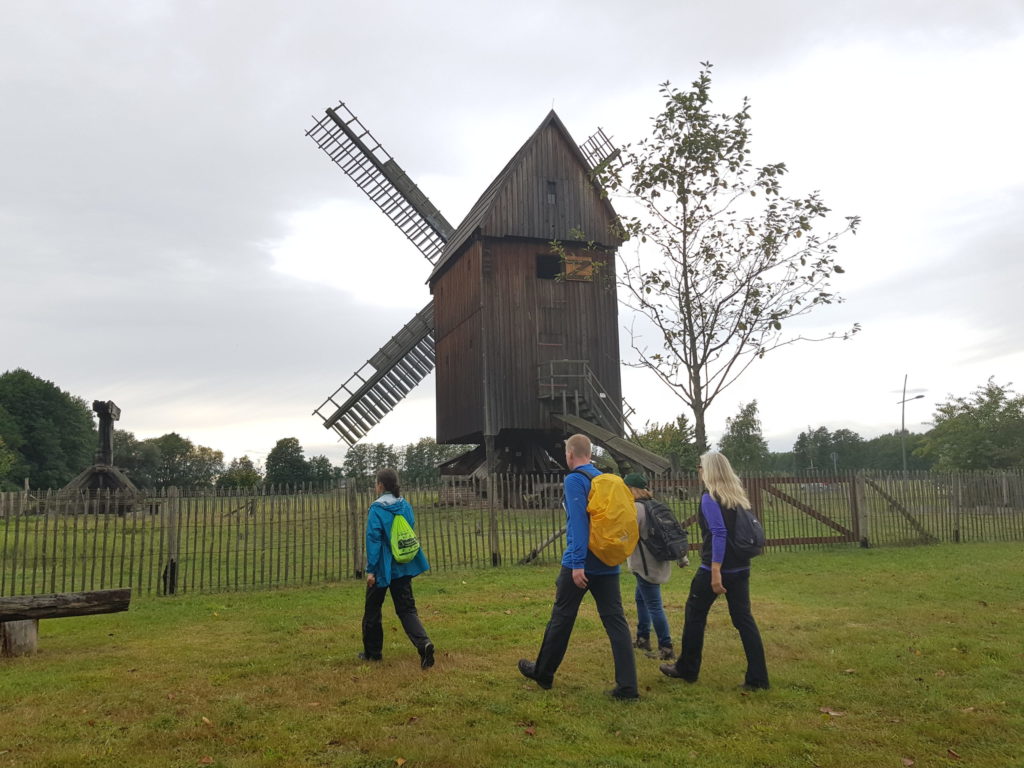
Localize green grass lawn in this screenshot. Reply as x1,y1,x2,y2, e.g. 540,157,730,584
2,543,1022,768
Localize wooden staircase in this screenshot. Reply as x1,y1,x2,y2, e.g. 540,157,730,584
538,360,670,474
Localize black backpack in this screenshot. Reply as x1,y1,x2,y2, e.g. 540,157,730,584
639,499,689,562
729,506,766,558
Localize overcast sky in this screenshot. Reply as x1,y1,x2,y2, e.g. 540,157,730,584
2,1,1022,466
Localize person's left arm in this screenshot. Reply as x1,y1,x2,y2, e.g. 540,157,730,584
564,472,590,587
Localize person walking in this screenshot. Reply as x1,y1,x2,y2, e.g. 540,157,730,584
623,472,687,661
660,451,769,690
517,434,639,700
360,467,435,669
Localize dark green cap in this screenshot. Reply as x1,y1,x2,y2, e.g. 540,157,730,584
623,473,648,489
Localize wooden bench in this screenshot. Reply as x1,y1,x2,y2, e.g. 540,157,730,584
0,588,132,657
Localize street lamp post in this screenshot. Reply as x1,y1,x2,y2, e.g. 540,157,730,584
898,374,925,473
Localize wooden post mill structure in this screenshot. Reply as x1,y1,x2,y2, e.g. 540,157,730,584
307,104,668,479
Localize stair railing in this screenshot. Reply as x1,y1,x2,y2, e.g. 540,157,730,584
537,360,636,436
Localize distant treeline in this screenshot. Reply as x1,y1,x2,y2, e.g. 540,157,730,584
1,369,1021,491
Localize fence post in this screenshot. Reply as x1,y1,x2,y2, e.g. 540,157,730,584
854,473,869,548
163,487,179,595
952,473,962,543
347,484,363,578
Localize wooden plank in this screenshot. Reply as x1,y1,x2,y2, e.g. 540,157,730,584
762,485,856,539
0,588,131,622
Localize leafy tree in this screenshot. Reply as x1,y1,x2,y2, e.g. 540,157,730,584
598,65,859,450
307,454,340,484
265,437,310,487
218,455,264,489
0,368,96,488
717,400,770,471
146,432,223,488
829,428,865,472
860,431,932,471
919,378,1024,470
341,443,372,483
633,414,698,471
400,437,471,485
369,443,400,476
792,427,834,473
0,435,15,483
765,451,796,473
113,428,163,487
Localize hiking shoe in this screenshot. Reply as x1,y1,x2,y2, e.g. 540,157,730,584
358,652,382,662
738,683,769,692
660,664,695,681
419,642,435,669
517,659,552,690
606,687,640,700
657,646,676,661
633,636,652,652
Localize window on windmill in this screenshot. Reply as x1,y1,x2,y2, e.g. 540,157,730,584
547,181,557,205
536,253,561,280
563,253,594,281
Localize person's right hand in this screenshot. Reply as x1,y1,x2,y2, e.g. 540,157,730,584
366,573,376,588
711,579,726,595
572,568,588,589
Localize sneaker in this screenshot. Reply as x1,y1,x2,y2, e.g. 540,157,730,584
657,646,676,661
517,659,552,690
606,687,640,700
419,642,435,669
659,664,696,682
633,636,652,652
358,652,382,662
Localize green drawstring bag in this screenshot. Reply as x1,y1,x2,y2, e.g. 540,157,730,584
389,511,420,563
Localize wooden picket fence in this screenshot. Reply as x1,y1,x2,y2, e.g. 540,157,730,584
1,470,1022,597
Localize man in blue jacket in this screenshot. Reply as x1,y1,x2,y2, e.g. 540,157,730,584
518,434,639,699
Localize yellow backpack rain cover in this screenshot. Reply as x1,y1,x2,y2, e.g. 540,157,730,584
583,473,640,566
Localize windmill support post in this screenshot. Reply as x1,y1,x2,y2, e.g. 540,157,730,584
485,436,501,566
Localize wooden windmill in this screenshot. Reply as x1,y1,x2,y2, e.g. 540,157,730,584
307,104,668,476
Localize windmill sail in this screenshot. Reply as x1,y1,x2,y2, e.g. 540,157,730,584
313,302,435,447
306,103,454,264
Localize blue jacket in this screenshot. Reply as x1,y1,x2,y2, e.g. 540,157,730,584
561,464,619,576
365,494,429,588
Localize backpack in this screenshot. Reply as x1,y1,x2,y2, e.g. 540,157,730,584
389,510,421,564
729,506,765,558
571,470,639,566
639,499,689,561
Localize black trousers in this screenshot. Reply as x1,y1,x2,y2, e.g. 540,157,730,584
362,575,430,657
675,568,769,688
532,566,638,695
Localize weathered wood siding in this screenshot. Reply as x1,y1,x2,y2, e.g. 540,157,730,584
481,240,621,434
430,111,624,444
433,241,484,444
481,121,620,247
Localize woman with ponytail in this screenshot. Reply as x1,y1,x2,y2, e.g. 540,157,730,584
360,467,435,669
660,451,769,690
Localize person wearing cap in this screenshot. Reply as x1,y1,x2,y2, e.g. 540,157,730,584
623,472,687,661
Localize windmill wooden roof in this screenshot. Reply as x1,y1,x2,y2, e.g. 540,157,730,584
427,110,622,284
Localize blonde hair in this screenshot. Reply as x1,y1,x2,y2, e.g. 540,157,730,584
630,487,653,501
565,434,592,460
699,451,750,510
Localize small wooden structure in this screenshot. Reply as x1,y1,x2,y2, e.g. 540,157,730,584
0,588,131,657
